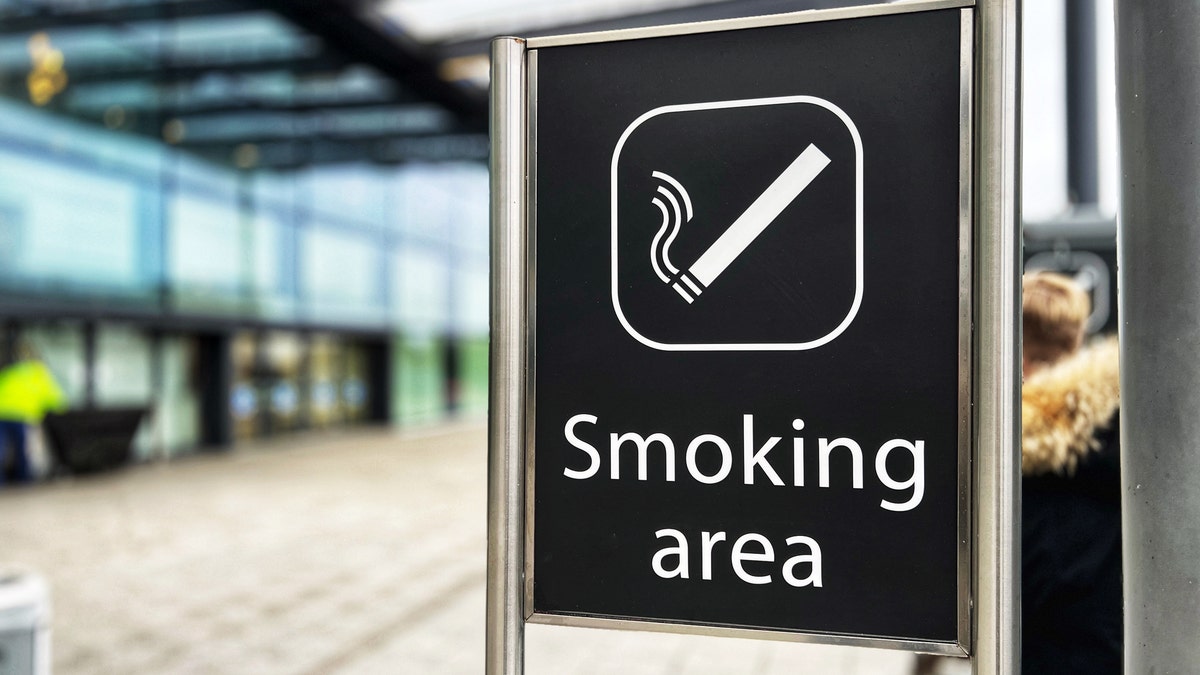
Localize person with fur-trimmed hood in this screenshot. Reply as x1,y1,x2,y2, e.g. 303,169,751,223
1020,271,1122,673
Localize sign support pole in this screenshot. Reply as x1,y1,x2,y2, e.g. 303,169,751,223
973,0,1021,673
1115,1,1200,670
493,3,1011,669
487,35,528,675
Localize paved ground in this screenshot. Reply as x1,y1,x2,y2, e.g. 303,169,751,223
0,423,968,674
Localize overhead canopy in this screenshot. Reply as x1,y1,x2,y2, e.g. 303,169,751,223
0,0,869,170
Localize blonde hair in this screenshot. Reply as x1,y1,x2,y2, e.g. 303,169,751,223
1023,271,1090,368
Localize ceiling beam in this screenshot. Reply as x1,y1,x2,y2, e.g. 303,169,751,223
86,94,420,119
176,124,471,148
249,0,486,131
65,100,444,139
0,0,252,35
63,52,348,87
184,133,489,169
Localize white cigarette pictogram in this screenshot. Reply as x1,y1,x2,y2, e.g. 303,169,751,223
679,143,830,297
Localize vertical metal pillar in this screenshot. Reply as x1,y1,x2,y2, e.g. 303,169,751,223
444,336,461,414
197,333,233,448
364,338,392,424
149,329,165,460
82,321,97,408
974,0,1022,673
1,320,17,365
1065,0,1099,206
487,36,527,675
1115,1,1200,671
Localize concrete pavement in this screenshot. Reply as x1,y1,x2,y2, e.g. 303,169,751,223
0,423,966,674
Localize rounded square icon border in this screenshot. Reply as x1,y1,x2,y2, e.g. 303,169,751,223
610,95,864,351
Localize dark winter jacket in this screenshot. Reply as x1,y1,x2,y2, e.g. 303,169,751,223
1021,336,1122,674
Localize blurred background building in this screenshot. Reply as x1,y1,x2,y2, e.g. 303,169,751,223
0,0,1120,468
0,0,502,462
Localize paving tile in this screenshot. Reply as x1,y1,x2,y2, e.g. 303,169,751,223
1,422,946,675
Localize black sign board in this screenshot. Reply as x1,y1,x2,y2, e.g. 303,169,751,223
527,3,972,650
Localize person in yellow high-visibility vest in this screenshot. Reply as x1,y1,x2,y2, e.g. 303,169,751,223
0,350,66,484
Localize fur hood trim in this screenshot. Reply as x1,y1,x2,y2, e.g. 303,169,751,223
1022,336,1120,476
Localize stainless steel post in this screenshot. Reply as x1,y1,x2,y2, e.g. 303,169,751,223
974,0,1022,673
487,36,528,675
1114,2,1200,671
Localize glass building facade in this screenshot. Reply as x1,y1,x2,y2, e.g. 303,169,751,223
0,0,1118,464
0,3,490,460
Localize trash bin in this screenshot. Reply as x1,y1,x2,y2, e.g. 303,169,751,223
43,407,147,474
0,569,50,675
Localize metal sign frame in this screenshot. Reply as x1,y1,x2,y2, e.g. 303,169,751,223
488,0,1020,671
